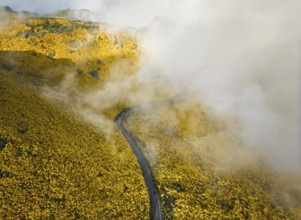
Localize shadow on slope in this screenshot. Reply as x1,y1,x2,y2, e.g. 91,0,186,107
0,50,149,219
0,50,75,86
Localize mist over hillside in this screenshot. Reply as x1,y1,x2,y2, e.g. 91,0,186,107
1,0,300,173
1,1,301,219
6,0,299,172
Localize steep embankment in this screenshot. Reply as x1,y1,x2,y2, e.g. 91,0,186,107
0,11,149,219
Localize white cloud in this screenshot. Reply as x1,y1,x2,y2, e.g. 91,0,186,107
1,0,301,172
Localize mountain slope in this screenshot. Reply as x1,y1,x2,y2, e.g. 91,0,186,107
0,14,148,219
0,9,300,220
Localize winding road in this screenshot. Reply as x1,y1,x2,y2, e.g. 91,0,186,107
115,107,161,220
114,96,183,220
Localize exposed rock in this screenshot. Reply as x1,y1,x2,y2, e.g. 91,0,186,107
69,41,81,48
0,138,7,151
89,70,99,79
0,6,16,13
18,30,36,39
47,53,55,59
76,68,83,75
0,169,12,178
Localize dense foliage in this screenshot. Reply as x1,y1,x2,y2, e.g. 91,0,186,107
125,102,301,219
0,9,300,219
0,11,148,219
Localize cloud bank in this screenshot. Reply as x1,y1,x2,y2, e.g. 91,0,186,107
1,0,301,173
139,0,301,173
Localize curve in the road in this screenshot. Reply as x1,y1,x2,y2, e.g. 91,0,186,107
115,96,183,220
115,107,161,220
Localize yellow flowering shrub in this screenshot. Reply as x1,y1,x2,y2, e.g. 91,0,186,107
0,13,147,219
0,16,139,89
125,102,301,219
1,10,300,219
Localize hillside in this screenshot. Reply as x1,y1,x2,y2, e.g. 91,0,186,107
47,9,98,22
0,10,148,219
125,102,301,219
0,6,16,13
0,8,301,219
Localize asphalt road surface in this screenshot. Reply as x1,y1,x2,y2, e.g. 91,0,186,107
115,107,161,220
114,96,184,219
